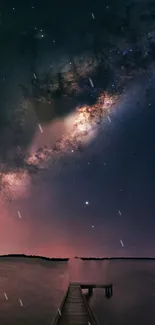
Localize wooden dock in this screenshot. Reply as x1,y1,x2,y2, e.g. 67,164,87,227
52,282,113,325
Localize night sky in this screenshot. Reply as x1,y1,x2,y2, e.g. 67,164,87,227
0,0,155,257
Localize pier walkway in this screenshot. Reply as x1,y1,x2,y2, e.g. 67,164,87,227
52,282,113,325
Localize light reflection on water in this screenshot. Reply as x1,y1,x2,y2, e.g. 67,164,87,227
0,257,155,325
0,257,69,325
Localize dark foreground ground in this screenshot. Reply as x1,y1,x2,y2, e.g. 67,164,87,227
0,256,155,325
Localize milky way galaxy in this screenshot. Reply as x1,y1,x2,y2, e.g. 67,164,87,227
0,0,155,258
25,92,117,171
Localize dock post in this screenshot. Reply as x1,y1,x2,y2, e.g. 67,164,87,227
110,284,113,297
88,287,93,295
105,285,113,299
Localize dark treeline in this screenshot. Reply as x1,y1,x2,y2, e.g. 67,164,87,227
75,257,155,260
0,254,69,261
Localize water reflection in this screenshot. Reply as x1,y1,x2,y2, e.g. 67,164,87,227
0,257,155,325
0,257,69,325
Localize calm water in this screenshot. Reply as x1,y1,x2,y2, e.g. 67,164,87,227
0,257,155,325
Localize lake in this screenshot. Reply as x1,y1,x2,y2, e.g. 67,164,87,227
0,257,155,324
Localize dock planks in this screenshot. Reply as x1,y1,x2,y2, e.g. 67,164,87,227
52,283,99,325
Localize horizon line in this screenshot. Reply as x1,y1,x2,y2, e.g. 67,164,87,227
1,254,155,260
